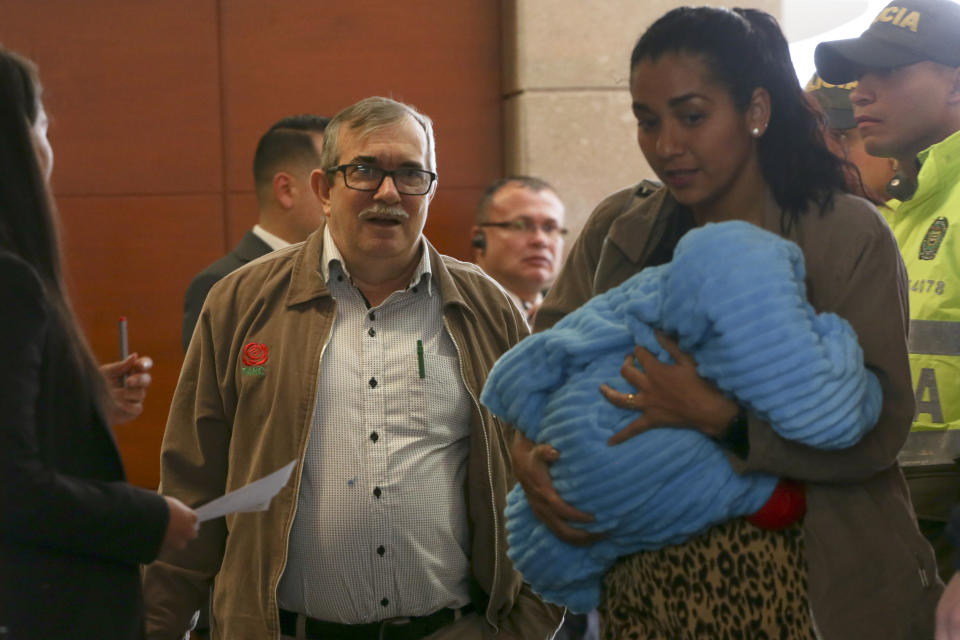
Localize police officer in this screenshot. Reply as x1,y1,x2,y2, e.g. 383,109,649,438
804,73,898,202
817,0,960,581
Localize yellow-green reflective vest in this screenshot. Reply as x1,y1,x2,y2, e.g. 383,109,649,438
885,130,960,466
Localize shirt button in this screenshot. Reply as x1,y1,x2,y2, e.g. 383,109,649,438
377,545,385,556
411,286,418,293
381,598,389,607
369,312,376,321
369,377,377,388
370,432,379,443
337,275,344,282
368,327,376,337
373,487,382,498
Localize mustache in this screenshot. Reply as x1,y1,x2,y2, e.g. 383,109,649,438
358,204,409,222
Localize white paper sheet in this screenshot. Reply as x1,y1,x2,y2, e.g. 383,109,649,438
195,460,297,522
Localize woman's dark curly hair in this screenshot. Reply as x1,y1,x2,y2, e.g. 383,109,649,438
630,7,849,230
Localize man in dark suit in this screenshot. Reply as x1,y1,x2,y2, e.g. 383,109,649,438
182,114,329,350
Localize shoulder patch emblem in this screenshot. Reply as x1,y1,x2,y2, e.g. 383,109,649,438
241,342,268,376
919,217,948,260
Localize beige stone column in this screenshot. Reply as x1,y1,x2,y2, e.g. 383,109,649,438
502,0,782,245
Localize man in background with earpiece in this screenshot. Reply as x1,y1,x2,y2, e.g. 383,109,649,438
471,177,566,325
472,177,592,639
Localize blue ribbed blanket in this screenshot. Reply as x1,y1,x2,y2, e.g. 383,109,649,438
480,221,882,613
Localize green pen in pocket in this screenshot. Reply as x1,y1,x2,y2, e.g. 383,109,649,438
417,339,425,379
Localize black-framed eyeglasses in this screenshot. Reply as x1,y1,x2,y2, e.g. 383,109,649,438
329,163,437,196
479,219,568,239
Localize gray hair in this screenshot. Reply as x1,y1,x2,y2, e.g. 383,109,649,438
320,97,436,177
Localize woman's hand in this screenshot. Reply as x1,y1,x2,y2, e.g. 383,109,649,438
160,496,199,555
600,331,739,445
100,354,153,426
511,433,604,546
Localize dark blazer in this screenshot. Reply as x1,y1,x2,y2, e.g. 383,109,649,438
0,251,169,639
182,230,272,351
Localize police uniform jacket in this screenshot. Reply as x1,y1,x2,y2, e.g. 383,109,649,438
883,129,960,470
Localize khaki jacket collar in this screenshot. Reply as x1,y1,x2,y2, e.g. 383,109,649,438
285,220,476,323
607,186,672,264
286,225,330,307
607,186,786,267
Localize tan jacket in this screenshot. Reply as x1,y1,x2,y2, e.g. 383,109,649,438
143,225,562,639
538,185,941,639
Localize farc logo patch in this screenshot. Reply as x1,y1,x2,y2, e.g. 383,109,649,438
919,217,948,260
241,342,268,376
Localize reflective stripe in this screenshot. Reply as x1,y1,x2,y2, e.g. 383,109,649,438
909,320,960,356
899,429,960,466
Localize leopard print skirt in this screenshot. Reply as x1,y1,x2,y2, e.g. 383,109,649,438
599,519,816,640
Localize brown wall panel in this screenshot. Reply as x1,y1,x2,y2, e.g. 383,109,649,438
219,0,502,191
2,1,223,197
58,194,225,487
226,192,260,248
0,2,35,57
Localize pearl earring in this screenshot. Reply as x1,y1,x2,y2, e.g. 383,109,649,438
751,127,761,137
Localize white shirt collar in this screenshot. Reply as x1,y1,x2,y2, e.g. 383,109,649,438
252,224,291,251
320,225,434,295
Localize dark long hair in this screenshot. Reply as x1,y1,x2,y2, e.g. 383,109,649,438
0,47,106,407
630,7,849,231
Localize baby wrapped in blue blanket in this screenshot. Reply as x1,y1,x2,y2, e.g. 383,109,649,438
480,221,882,613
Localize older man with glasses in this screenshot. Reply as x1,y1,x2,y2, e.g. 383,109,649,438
142,97,562,640
471,177,567,325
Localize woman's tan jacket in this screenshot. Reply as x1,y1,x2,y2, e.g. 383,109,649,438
538,184,941,640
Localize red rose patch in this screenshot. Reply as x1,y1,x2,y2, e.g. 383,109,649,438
242,342,269,366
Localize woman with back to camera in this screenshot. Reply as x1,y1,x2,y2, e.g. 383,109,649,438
510,7,940,639
0,48,198,639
